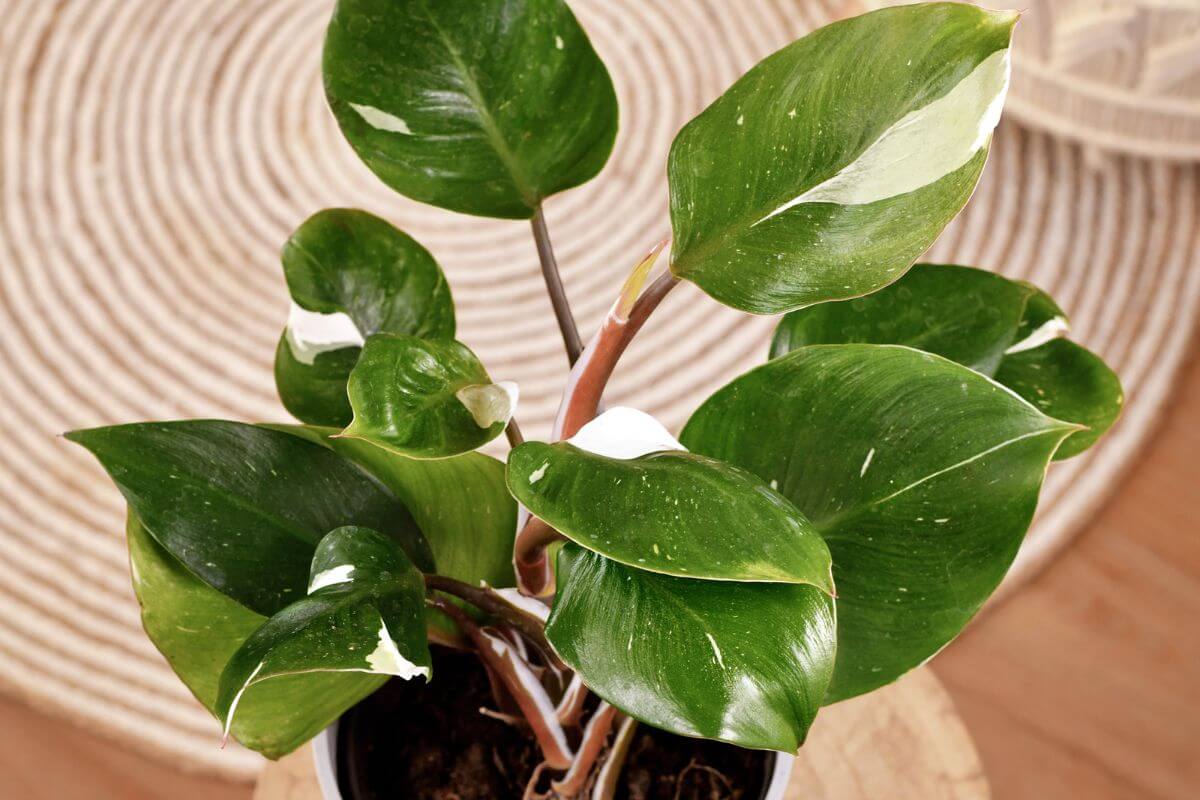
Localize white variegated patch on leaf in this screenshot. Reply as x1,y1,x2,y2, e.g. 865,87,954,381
668,3,1018,313
756,47,1010,218
285,303,365,366
566,407,686,460
457,381,519,429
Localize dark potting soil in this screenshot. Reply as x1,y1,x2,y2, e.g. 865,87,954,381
337,647,770,800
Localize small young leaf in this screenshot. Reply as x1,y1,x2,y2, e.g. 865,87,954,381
342,334,516,459
770,264,1123,458
276,209,455,427
323,0,618,219
507,436,833,592
66,421,433,615
546,545,836,753
127,516,384,758
681,345,1078,702
216,526,431,745
668,3,1016,313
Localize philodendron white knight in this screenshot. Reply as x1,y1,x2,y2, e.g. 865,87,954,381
67,3,1120,798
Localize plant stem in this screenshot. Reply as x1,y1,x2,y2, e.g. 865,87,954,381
515,242,678,596
554,253,677,440
428,597,575,770
513,517,566,598
556,674,589,727
424,574,561,668
551,703,620,796
590,716,638,800
531,206,584,366
506,418,526,447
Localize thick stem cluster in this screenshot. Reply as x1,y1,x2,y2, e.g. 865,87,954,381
431,225,673,798
513,242,679,596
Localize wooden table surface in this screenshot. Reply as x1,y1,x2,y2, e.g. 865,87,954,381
1,351,1196,800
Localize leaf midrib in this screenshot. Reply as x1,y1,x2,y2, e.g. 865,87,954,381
812,426,1068,538
415,0,538,208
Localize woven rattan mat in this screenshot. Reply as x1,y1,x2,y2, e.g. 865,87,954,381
2,0,1197,779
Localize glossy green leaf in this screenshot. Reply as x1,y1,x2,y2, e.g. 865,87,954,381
769,263,1030,374
681,345,1078,702
127,516,385,759
216,526,431,746
508,440,833,592
546,545,836,753
770,264,1123,458
275,338,360,428
323,0,618,219
995,339,1123,459
67,421,433,615
342,334,515,458
276,425,517,590
276,208,455,427
667,3,1016,313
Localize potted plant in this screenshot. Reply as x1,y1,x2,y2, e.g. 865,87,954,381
67,1,1123,798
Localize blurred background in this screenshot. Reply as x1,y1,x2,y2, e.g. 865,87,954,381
0,1,1196,798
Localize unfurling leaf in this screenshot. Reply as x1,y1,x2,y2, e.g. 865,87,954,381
216,527,431,749
546,545,835,753
682,344,1077,702
66,421,433,615
770,264,1123,458
668,3,1015,313
275,209,455,427
342,334,516,459
323,0,618,219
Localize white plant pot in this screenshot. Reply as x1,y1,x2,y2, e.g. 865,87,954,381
313,723,795,799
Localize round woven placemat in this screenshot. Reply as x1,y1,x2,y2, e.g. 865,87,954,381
1,0,1197,780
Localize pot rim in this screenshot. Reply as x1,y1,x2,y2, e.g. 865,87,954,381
313,722,795,800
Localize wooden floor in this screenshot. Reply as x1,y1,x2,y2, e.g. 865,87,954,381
934,347,1200,800
1,354,1196,799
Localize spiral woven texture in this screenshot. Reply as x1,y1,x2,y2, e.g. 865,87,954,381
1,0,1197,779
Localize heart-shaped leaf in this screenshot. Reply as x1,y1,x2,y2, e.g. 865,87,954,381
681,345,1078,702
546,545,836,753
276,209,455,427
770,264,1123,458
323,0,618,219
342,334,516,458
668,3,1015,313
507,426,833,592
216,526,431,745
127,516,386,758
67,421,433,615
